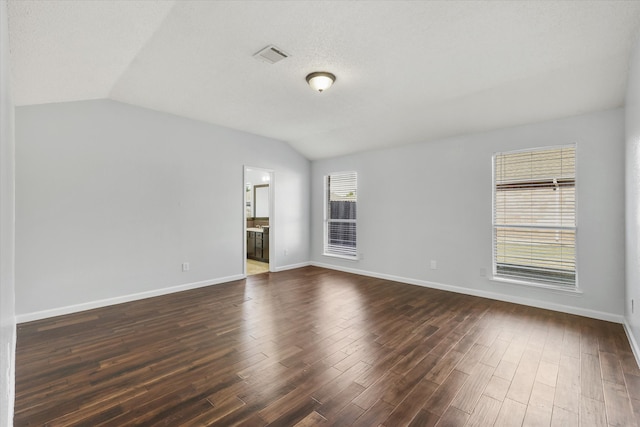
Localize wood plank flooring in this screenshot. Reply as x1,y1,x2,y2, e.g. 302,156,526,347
14,266,640,426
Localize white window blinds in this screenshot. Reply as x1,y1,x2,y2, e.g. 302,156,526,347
493,145,576,286
325,171,357,258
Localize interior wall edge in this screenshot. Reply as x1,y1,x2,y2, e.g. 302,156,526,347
623,320,640,369
0,0,17,424
624,29,640,376
311,262,624,324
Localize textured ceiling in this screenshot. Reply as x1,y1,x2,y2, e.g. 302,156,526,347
7,1,640,160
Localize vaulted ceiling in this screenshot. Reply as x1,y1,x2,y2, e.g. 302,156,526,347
7,1,640,159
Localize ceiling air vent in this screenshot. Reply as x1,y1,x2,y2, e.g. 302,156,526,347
254,45,289,64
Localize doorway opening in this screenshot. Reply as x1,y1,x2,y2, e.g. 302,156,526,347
244,166,273,276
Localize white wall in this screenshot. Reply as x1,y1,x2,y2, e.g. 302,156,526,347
0,0,16,425
626,34,640,353
312,109,625,321
15,99,310,320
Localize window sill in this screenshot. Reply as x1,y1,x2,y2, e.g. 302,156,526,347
323,253,359,261
489,275,583,295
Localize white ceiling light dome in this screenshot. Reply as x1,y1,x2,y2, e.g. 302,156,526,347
306,72,336,92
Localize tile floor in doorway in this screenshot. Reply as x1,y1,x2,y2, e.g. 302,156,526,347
247,259,269,275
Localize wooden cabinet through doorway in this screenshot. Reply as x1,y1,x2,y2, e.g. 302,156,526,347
247,228,269,262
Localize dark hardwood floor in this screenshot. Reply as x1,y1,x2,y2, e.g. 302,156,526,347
14,266,640,426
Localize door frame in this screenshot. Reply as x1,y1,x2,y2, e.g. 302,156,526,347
243,165,274,276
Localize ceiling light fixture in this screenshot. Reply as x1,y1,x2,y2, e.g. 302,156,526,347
306,72,336,92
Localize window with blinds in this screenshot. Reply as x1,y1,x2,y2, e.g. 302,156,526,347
324,171,357,258
493,145,576,287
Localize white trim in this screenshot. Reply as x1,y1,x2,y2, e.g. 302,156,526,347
6,323,16,427
492,144,578,288
324,171,358,259
242,166,248,277
489,275,583,295
16,274,245,323
322,253,359,261
272,261,311,272
311,261,623,324
244,165,275,273
623,319,640,369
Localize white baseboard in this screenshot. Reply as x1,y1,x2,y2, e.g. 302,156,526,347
311,262,623,324
16,274,245,323
17,262,625,327
272,261,311,272
4,323,16,427
623,319,640,368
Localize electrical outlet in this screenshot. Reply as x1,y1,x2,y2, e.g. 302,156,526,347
284,249,288,256
430,260,437,270
182,262,190,272
480,268,487,277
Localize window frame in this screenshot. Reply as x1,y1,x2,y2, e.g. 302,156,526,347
323,171,358,260
491,144,578,290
